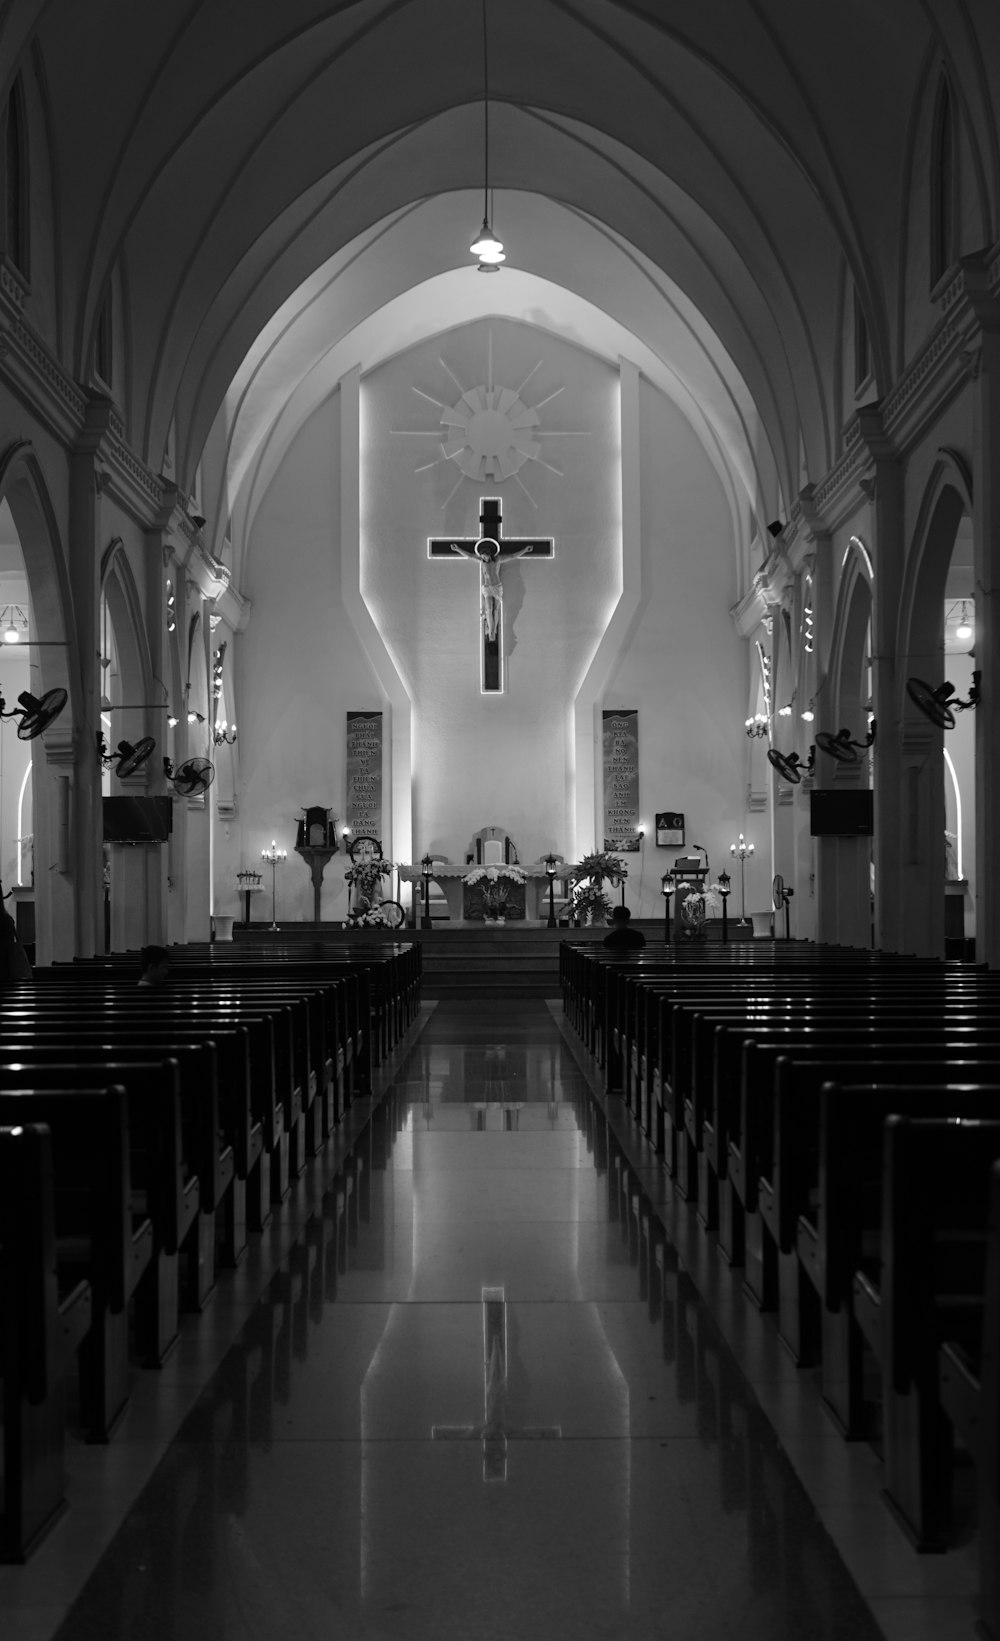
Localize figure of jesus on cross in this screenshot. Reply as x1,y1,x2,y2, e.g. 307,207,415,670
429,497,554,692
448,536,533,643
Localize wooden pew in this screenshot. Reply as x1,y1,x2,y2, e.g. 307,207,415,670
0,1121,93,1561
0,1059,197,1362
938,1159,1000,1639
0,1086,155,1442
852,1112,1000,1550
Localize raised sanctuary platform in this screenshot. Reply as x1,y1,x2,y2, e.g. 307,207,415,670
231,919,755,996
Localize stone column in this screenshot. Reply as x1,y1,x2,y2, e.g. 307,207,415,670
66,398,116,957
949,261,1000,968
849,409,906,953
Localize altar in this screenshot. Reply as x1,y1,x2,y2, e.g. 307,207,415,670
399,831,570,923
398,863,564,922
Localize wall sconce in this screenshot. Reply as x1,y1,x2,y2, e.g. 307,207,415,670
745,713,769,738
213,719,237,746
777,702,793,718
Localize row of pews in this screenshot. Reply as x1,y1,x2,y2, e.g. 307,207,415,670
0,937,420,1562
561,937,1000,1636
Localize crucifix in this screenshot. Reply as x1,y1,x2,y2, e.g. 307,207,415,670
428,497,554,693
431,1287,562,1481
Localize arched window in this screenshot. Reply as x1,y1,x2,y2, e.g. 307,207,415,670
930,76,957,286
3,78,28,274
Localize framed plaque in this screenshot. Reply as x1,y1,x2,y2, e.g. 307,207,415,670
655,811,685,848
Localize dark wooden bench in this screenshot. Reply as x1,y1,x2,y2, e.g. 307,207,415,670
938,1158,1000,1639
851,1113,1000,1550
1,1121,93,1562
0,1087,151,1444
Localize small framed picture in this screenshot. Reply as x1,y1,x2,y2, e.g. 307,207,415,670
655,811,685,848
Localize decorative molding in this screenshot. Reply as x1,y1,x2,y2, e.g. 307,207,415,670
0,257,27,312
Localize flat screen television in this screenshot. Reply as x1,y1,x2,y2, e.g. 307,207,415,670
809,789,873,836
103,795,173,843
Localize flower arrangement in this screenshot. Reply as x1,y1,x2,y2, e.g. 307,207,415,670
678,883,723,939
571,850,627,886
463,862,526,919
572,881,612,925
344,857,394,907
344,904,391,928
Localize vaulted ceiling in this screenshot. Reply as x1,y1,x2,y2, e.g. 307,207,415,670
5,0,999,589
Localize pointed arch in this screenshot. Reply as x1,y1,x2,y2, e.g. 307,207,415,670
3,74,28,275
930,72,958,286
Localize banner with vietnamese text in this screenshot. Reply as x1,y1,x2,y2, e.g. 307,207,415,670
602,708,640,851
346,711,383,841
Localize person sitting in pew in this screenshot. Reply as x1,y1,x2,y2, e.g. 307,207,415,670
603,907,645,950
138,945,170,987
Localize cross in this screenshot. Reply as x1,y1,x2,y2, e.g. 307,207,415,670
429,497,554,693
431,1287,562,1481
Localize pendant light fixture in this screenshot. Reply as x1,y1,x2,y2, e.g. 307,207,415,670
469,0,505,272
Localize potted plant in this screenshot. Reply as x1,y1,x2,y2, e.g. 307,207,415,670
463,862,527,922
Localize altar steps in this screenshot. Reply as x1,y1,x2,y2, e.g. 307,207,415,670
230,919,736,997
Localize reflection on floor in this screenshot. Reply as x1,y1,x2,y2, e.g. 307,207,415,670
0,1000,977,1641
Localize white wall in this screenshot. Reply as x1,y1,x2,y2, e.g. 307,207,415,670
607,379,747,917
361,317,619,865
222,319,749,918
234,388,381,924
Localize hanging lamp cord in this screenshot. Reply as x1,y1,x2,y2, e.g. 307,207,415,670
482,0,489,219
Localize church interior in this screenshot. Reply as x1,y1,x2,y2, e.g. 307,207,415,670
2,3,1000,1638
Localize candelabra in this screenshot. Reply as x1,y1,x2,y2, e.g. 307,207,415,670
745,713,769,738
729,834,754,925
261,841,286,930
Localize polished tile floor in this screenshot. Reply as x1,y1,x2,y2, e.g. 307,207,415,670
0,1000,980,1640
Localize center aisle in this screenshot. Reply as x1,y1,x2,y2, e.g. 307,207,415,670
54,1000,881,1641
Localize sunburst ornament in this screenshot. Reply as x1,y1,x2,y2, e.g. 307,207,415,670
439,385,539,482
395,334,590,509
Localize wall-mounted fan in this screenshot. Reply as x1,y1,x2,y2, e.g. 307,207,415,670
906,672,980,730
772,873,794,939
99,733,156,776
1,686,67,740
814,720,877,763
163,755,215,796
766,746,815,784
